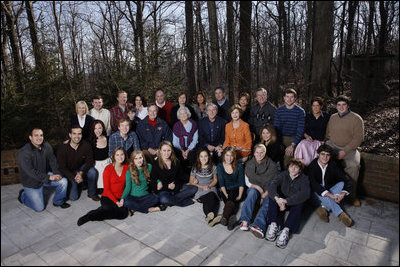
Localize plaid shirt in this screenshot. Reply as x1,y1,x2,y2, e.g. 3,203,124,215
109,103,134,132
108,131,140,157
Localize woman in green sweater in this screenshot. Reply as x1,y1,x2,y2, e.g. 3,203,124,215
120,150,166,214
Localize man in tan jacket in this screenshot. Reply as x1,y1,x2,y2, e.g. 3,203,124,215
325,95,364,207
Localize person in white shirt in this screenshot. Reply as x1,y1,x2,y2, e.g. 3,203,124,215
89,95,112,136
133,94,148,121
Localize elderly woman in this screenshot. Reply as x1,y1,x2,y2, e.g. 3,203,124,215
172,106,199,170
223,104,252,162
70,100,95,141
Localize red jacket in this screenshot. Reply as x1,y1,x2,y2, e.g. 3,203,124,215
102,164,129,203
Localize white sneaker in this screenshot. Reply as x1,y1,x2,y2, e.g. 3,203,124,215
275,229,290,248
265,223,279,241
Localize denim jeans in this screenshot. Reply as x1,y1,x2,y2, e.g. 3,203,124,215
124,194,160,213
66,166,98,201
239,188,261,223
21,173,68,212
250,196,270,232
158,184,198,207
314,182,344,217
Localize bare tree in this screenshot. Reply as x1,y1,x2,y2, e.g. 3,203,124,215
238,1,252,96
185,1,196,96
207,1,220,90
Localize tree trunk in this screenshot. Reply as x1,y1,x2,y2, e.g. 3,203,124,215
344,1,358,73
238,1,252,97
378,1,388,55
337,1,347,95
207,1,220,90
185,1,196,96
310,1,334,99
226,1,235,101
195,1,208,90
366,1,375,54
25,1,44,72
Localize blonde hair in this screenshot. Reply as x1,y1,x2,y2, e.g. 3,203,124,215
129,150,150,185
157,141,178,169
75,100,89,115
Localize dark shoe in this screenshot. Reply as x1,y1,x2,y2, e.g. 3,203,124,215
317,206,329,223
220,216,228,226
90,195,101,201
159,204,168,211
77,215,90,226
129,210,135,216
227,215,236,231
53,202,71,209
18,189,24,204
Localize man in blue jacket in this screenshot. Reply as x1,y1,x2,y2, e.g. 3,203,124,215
18,128,70,211
136,103,173,163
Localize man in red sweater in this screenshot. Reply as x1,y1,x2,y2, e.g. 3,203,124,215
155,89,174,128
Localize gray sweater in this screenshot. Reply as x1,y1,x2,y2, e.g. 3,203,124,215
18,142,61,189
245,157,278,191
268,171,310,206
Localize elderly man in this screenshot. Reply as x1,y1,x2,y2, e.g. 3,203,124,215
136,103,173,163
325,95,364,207
18,128,70,211
249,88,277,142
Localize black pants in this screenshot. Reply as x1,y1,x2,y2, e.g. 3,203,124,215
220,188,242,219
85,196,128,222
198,191,220,217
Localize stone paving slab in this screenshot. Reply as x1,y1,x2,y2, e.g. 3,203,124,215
1,183,399,266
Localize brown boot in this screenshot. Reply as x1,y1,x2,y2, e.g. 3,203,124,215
316,206,329,222
352,199,361,207
339,211,352,227
222,201,235,219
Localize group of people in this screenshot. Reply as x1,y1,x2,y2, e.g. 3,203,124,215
17,86,364,249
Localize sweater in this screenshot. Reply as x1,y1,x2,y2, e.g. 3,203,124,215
325,111,364,154
217,162,245,190
150,161,189,193
245,157,278,191
268,170,310,206
273,104,306,145
102,164,129,204
122,164,153,199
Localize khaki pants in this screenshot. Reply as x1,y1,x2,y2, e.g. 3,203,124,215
326,140,361,197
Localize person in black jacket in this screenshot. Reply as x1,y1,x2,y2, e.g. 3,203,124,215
307,144,353,227
17,128,70,211
150,141,198,207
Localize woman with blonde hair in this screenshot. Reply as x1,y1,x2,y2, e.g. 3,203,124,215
150,141,198,207
70,100,94,141
120,150,165,214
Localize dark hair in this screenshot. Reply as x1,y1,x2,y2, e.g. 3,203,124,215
111,147,128,165
195,91,206,104
287,158,304,171
194,149,214,173
317,144,333,155
311,96,324,107
90,120,107,145
214,86,225,93
284,88,297,98
29,128,43,136
335,95,350,105
157,141,179,169
177,92,188,104
126,105,135,113
70,125,82,133
92,95,103,101
134,94,147,107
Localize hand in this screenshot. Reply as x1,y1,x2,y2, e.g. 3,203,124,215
50,174,62,181
193,178,199,184
149,148,158,155
236,195,242,201
285,146,294,157
157,181,163,191
305,134,313,142
116,199,124,208
338,150,346,160
335,193,345,203
207,145,215,152
168,182,175,190
74,172,83,184
202,185,209,191
261,191,269,199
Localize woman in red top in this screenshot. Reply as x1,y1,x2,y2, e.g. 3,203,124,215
77,147,129,226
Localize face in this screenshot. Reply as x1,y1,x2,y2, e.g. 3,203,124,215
77,104,86,116
127,111,135,120
288,164,301,177
312,101,321,115
155,90,165,104
197,94,204,104
261,129,271,142
199,151,209,166
179,109,189,121
94,123,104,137
206,105,217,119
135,96,142,107
224,151,234,164
318,151,331,166
148,105,158,120
118,121,130,135
215,89,224,101
239,96,248,107
134,153,144,168
284,93,296,106
254,147,266,162
336,101,349,115
178,94,187,105
92,99,103,110
231,108,240,121
29,129,44,148
117,92,127,106
69,128,83,145
160,144,172,160
114,149,125,164
256,90,267,105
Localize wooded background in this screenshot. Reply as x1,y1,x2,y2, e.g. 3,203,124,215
1,1,399,149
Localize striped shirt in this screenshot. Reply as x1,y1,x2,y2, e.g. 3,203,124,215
273,104,305,145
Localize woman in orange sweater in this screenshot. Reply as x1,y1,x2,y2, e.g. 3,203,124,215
223,104,253,162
